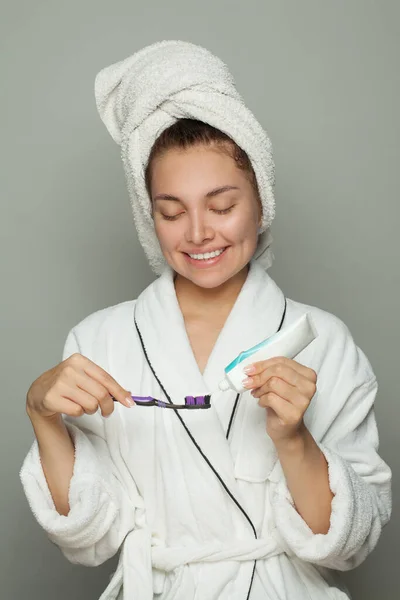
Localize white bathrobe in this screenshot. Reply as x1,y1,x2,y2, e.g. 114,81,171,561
20,261,392,600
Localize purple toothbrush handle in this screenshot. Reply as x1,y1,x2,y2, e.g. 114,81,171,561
131,395,154,403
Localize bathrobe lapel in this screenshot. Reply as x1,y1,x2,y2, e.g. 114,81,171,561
134,260,286,494
201,261,287,483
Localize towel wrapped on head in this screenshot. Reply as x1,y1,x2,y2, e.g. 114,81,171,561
94,39,276,274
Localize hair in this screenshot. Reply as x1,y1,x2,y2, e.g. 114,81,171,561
144,118,260,202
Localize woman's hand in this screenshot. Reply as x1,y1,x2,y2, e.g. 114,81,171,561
242,356,317,446
243,357,333,534
26,353,135,421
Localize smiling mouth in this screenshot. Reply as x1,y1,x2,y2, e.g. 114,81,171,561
185,247,228,260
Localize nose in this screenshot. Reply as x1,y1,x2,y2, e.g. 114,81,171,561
184,211,214,246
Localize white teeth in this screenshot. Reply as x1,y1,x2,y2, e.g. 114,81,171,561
189,248,225,260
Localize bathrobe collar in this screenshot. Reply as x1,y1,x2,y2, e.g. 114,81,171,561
134,259,286,485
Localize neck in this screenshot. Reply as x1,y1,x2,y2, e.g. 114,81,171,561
174,264,250,320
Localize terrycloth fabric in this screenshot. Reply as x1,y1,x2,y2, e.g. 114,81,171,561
94,40,276,274
19,261,392,599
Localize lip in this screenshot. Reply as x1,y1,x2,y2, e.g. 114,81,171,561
183,247,229,268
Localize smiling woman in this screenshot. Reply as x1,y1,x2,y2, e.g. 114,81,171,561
20,39,391,600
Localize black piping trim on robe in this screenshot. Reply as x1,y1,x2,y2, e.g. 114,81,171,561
226,393,241,439
133,295,287,600
226,297,287,441
225,296,287,599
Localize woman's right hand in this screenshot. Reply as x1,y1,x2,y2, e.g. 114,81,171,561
26,353,135,421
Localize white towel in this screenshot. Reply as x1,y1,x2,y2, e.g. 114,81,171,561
94,40,276,274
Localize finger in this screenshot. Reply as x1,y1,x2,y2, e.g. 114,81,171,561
73,371,115,417
245,356,317,382
58,380,103,415
275,357,317,383
69,354,133,408
42,389,89,418
244,364,297,390
251,371,316,402
259,392,300,425
252,377,311,412
244,362,316,392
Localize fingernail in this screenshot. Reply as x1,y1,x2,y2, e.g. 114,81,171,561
125,397,136,407
242,377,254,388
243,364,256,375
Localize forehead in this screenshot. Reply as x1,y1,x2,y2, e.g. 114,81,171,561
150,146,248,195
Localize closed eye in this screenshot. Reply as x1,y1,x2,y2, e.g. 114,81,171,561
211,205,235,215
161,205,235,221
161,213,183,221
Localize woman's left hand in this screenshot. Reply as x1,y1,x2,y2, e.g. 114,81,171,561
242,357,317,445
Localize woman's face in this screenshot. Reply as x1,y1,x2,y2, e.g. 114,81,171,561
150,145,262,289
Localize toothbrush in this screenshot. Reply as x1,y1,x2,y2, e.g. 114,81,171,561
111,394,211,409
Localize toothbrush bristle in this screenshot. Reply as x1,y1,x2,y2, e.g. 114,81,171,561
184,394,211,407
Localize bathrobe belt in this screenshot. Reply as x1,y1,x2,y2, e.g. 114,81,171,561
98,528,288,600
151,536,287,571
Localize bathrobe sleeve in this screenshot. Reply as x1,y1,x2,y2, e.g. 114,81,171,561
270,316,392,571
19,326,142,567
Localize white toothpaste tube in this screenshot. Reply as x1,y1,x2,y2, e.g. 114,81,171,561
218,313,318,393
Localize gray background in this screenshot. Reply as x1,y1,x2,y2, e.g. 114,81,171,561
1,1,398,598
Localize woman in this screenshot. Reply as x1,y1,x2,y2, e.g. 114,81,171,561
20,41,391,599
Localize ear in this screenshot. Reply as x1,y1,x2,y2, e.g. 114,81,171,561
257,198,263,230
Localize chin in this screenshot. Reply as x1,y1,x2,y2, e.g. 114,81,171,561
176,259,250,289
189,272,232,289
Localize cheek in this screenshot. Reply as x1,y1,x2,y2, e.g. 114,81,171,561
224,210,258,241
154,220,180,250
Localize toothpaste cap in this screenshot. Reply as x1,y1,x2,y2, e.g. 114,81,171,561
219,377,231,392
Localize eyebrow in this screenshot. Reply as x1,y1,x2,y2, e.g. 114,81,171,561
153,185,240,202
